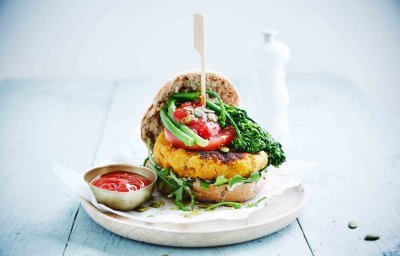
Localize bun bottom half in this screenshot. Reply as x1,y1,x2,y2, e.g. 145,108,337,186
192,172,269,203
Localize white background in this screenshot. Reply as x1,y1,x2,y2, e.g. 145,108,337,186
0,0,399,116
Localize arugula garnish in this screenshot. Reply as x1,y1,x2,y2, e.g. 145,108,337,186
228,172,261,187
246,196,267,208
168,169,195,210
213,175,228,187
206,202,242,210
198,179,209,190
204,196,268,211
147,158,178,191
146,141,195,211
208,171,263,189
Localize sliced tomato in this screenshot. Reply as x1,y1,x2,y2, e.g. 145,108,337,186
173,101,221,139
166,101,235,150
164,127,235,151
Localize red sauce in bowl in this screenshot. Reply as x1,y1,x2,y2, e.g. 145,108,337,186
90,171,152,192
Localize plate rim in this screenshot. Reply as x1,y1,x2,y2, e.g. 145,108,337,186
80,183,308,234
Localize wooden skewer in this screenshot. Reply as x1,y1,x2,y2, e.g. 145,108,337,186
193,13,206,106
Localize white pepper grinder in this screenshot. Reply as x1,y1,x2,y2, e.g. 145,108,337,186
247,29,290,144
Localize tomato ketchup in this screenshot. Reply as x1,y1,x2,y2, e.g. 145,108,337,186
90,171,151,192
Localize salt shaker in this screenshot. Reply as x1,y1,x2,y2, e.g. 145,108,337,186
247,29,290,143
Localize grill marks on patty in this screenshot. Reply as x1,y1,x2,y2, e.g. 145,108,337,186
198,150,245,164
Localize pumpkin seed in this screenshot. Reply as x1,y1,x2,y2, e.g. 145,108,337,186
203,108,215,113
135,206,149,212
194,108,205,117
150,202,161,208
183,106,193,112
220,146,229,153
183,114,194,123
364,234,380,241
348,221,358,229
207,113,218,122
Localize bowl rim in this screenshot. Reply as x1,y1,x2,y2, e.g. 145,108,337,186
83,163,158,194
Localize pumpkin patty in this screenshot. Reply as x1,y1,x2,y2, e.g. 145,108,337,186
153,132,268,180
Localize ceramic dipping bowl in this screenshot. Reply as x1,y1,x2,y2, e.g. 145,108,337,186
83,164,157,211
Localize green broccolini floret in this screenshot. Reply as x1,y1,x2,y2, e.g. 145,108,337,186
224,105,286,167
203,91,285,167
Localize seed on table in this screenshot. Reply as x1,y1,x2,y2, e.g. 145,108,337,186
348,221,358,229
364,234,380,241
194,108,205,117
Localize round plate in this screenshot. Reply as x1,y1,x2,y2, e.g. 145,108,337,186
80,184,308,247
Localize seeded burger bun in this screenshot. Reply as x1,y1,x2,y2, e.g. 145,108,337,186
141,71,269,203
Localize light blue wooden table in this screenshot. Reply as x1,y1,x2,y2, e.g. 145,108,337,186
0,76,399,256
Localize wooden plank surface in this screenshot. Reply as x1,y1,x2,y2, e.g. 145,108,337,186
2,77,399,255
63,79,313,256
286,77,400,255
0,80,115,256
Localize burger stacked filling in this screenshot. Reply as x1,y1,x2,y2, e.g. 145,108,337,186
145,90,285,210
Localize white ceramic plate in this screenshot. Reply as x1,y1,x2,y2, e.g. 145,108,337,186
80,183,308,247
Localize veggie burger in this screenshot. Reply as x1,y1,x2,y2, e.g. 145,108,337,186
142,72,286,210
